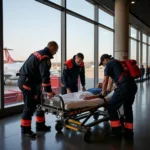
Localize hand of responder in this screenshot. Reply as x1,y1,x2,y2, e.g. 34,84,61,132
99,93,104,99
82,86,86,92
67,88,71,94
47,92,56,98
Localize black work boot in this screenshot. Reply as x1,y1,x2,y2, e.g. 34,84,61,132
110,127,122,140
123,129,134,140
21,126,36,138
36,123,51,131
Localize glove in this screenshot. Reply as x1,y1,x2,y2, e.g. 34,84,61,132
99,93,104,99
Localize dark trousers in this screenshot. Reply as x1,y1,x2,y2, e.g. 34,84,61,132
18,78,45,128
108,81,137,132
61,84,78,95
140,75,144,82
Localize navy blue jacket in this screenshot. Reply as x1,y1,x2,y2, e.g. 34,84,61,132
19,47,53,92
61,56,85,88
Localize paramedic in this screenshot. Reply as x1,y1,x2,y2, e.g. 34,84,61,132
18,41,58,138
99,54,137,140
61,53,86,94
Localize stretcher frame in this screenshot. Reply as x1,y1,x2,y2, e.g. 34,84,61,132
38,93,110,142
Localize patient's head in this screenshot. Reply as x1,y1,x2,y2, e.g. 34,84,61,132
97,83,103,88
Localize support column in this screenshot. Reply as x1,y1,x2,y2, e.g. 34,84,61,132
61,0,66,72
114,0,129,60
0,0,4,110
94,5,99,87
146,35,148,67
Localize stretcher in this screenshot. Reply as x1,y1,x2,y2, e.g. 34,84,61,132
38,91,114,142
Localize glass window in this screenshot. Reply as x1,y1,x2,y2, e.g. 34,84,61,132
99,9,114,29
3,0,61,107
99,27,113,82
130,26,137,39
148,46,150,66
142,44,147,68
67,15,94,89
142,33,147,43
138,42,141,67
130,39,137,60
48,0,61,5
149,37,150,45
67,0,94,20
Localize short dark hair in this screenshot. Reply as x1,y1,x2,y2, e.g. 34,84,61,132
47,41,58,48
76,53,84,60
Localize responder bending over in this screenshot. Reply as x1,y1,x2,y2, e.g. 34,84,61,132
99,54,137,140
18,41,58,138
61,53,86,94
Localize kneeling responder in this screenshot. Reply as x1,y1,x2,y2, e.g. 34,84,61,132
99,54,137,140
18,41,58,138
61,53,86,94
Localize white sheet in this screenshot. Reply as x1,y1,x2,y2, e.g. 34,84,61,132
60,91,114,110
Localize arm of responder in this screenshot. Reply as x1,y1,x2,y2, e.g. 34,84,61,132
80,65,86,89
62,64,70,88
39,59,52,92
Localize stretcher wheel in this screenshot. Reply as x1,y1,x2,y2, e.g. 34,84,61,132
83,131,91,143
93,113,99,120
55,122,63,132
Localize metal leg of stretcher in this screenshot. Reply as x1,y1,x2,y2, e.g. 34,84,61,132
40,94,110,143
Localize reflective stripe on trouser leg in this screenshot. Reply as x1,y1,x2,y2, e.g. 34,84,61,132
110,120,121,128
36,116,45,123
124,122,133,130
21,119,31,127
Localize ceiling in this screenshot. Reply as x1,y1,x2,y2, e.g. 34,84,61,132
92,0,150,28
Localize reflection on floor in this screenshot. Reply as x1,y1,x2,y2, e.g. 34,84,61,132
0,81,150,150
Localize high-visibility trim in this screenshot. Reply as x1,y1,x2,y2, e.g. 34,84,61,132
36,116,45,123
66,125,78,131
110,120,121,127
33,52,49,61
65,59,73,69
21,119,31,127
68,119,81,125
22,85,31,90
42,83,51,87
124,122,133,129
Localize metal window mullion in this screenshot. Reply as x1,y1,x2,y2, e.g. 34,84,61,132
94,4,99,87
146,35,148,66
0,0,4,111
140,31,143,67
61,0,66,74
136,29,139,66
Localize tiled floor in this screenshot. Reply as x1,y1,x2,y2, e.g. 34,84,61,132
0,81,150,150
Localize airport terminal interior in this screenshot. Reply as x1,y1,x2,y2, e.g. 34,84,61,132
0,0,150,150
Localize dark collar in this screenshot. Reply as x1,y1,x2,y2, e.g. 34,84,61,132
72,55,77,66
44,47,53,59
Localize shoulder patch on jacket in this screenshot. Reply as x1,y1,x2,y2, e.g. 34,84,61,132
65,59,73,69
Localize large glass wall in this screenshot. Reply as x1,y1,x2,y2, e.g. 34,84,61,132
99,27,113,82
130,39,137,60
3,0,61,107
67,0,94,20
130,26,137,39
67,15,94,89
142,44,147,68
99,9,114,29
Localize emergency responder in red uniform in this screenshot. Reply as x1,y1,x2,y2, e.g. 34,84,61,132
18,41,58,138
61,53,86,94
99,54,137,140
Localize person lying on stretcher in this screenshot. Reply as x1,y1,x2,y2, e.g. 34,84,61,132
84,78,115,100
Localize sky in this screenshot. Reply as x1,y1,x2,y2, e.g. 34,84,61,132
3,0,114,62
